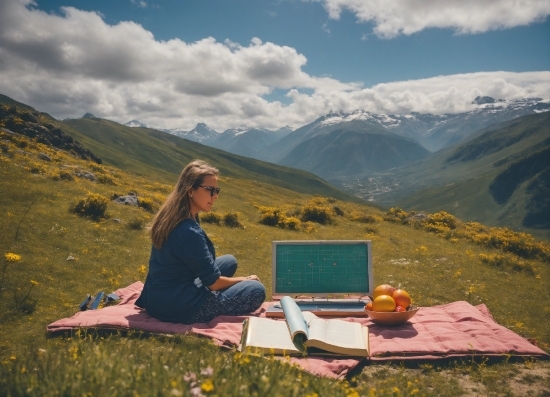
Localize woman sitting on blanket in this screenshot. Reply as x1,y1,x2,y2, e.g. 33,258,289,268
136,160,266,324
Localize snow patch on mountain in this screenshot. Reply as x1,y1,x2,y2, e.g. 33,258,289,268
124,119,148,128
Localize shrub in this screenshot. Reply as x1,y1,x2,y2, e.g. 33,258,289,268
201,212,223,225
423,222,451,234
278,216,301,230
50,170,74,181
258,207,302,230
87,162,107,174
479,253,535,275
333,206,345,216
300,198,333,225
302,221,317,233
26,162,46,174
97,174,117,185
424,211,458,229
365,225,378,234
138,197,155,213
15,139,28,149
223,212,244,228
350,211,381,223
127,217,145,230
258,206,282,226
384,207,409,222
71,193,109,221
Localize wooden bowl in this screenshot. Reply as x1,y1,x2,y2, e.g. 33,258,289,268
365,307,419,326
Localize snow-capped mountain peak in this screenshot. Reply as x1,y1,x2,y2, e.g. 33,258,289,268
163,123,219,144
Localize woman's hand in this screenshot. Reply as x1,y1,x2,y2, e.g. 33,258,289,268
207,275,260,291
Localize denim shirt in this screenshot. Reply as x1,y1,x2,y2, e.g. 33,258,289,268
135,218,220,323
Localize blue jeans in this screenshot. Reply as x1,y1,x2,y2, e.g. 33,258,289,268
189,254,266,323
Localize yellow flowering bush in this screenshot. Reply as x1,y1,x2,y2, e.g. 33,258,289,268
96,173,117,185
49,169,74,181
479,253,535,275
278,216,301,230
384,207,409,222
349,211,382,223
300,197,334,225
25,161,46,174
201,211,223,225
138,197,155,213
5,253,21,262
70,193,109,220
258,206,281,226
223,212,244,228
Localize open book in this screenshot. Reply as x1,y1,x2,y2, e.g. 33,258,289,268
240,296,369,357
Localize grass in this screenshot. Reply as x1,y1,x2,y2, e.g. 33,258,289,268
1,130,549,396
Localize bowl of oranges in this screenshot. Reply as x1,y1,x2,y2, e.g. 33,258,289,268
365,284,418,326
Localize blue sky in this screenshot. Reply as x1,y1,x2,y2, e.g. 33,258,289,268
1,0,549,131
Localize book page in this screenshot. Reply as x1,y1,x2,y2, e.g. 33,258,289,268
242,317,300,355
306,318,368,356
280,296,309,340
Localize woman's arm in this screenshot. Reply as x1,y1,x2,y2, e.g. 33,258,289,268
207,275,260,291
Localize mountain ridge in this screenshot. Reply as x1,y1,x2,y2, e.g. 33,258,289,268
331,112,550,238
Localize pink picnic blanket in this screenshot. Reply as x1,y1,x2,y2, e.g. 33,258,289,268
47,282,548,379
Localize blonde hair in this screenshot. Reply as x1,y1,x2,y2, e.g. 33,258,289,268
150,160,219,249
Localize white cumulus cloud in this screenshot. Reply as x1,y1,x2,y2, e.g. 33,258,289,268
312,0,550,38
0,0,548,132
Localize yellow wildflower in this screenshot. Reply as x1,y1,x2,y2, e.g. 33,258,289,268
201,379,214,392
5,253,21,262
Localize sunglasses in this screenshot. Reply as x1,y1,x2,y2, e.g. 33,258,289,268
198,185,220,197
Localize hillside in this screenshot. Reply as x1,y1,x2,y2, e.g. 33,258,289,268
264,117,430,177
62,117,359,203
1,97,550,396
208,127,282,159
279,126,430,179
0,93,359,203
334,113,550,238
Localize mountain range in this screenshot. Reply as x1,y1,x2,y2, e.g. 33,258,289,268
127,97,549,180
133,123,294,158
331,112,550,238
2,92,549,238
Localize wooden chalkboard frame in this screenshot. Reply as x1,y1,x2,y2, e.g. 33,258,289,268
271,240,373,299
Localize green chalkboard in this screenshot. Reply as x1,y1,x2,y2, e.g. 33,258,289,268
272,240,373,297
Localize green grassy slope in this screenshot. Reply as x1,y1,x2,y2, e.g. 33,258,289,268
0,94,36,112
1,97,550,396
60,117,361,203
1,126,549,396
0,93,360,203
380,113,550,239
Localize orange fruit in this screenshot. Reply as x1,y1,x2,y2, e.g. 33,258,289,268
392,289,411,308
394,306,407,312
365,301,373,311
372,284,396,300
372,295,396,312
